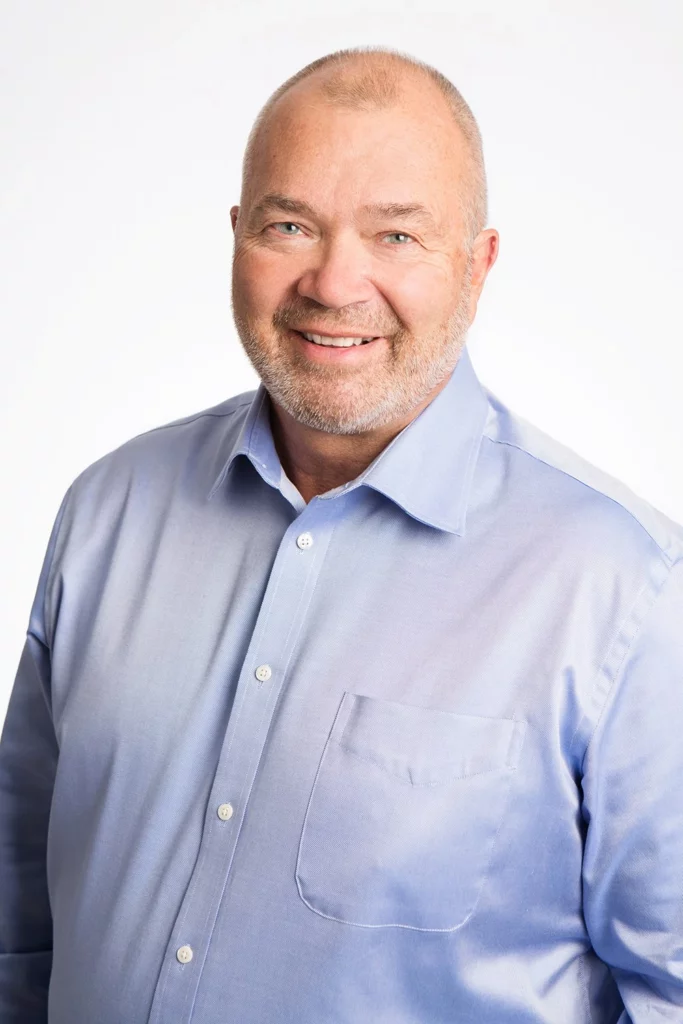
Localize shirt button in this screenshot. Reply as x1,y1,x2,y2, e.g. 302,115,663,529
217,802,234,821
176,945,193,964
255,664,272,682
296,531,314,550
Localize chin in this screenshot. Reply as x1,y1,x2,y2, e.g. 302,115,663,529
278,388,402,436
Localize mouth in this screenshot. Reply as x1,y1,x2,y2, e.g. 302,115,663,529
287,328,386,362
295,329,379,348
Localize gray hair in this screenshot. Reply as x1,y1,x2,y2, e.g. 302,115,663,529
240,45,488,250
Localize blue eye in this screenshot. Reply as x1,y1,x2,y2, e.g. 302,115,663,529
384,232,413,244
272,222,302,235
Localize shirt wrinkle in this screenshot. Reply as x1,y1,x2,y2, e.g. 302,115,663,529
2,344,683,1023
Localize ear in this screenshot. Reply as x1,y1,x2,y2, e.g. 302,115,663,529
467,228,499,322
230,206,240,233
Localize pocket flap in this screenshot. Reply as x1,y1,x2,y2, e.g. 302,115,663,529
338,693,525,786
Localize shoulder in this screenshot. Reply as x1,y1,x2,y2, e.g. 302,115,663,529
70,389,255,493
480,387,683,570
54,390,258,542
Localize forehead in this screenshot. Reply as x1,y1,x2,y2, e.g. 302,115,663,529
248,81,466,220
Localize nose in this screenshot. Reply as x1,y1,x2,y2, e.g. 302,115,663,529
296,232,375,309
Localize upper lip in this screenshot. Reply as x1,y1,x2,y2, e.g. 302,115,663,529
294,327,381,338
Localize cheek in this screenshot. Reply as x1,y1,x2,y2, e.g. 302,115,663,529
234,248,295,320
379,263,454,331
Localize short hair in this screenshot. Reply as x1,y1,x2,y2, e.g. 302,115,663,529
240,46,488,250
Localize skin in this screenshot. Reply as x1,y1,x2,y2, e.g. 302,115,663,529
230,65,499,504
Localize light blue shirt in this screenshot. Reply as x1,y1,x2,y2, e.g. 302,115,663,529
2,347,683,1023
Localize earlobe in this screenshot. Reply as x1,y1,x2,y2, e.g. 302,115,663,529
230,206,240,233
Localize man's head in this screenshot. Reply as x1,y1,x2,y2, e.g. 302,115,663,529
230,46,498,436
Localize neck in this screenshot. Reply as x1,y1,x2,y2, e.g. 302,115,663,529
268,380,449,504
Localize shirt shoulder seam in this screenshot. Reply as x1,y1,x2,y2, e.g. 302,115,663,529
119,398,254,446
482,432,678,566
68,399,255,489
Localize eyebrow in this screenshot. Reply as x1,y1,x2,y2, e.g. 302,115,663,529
249,193,438,230
250,193,317,221
361,201,438,229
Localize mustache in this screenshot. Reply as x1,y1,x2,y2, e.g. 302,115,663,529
272,303,400,337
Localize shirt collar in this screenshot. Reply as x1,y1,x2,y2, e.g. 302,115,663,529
208,344,489,536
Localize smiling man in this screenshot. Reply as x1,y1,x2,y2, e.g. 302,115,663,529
229,55,493,494
2,46,683,1024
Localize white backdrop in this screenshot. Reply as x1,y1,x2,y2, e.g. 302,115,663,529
1,0,682,721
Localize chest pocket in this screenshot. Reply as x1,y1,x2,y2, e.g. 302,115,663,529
295,692,526,931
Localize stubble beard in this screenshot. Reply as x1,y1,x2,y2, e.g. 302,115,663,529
231,271,473,437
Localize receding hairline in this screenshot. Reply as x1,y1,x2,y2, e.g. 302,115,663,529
239,46,488,248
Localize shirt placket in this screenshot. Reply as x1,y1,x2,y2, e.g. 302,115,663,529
147,494,343,1024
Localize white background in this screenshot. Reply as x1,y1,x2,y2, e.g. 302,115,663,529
1,0,682,721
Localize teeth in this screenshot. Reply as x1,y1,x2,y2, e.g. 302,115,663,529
301,331,375,347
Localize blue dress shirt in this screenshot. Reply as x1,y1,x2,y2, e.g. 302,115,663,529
2,346,683,1023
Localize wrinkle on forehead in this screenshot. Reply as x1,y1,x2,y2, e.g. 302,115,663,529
239,49,487,248
244,76,468,228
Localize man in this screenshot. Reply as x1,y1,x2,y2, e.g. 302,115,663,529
1,44,682,1023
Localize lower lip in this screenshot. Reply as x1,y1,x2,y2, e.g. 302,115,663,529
289,329,386,363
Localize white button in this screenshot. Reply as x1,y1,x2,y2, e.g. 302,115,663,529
296,532,314,550
255,664,272,682
176,945,193,964
217,802,234,821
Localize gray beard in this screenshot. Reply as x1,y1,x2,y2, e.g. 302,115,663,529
232,273,472,436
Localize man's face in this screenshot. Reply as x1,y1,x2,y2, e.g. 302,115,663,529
231,80,478,435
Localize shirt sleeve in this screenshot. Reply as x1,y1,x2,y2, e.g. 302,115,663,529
581,554,683,1020
0,489,71,1023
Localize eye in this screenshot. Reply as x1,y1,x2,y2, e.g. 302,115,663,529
270,222,303,236
382,232,414,245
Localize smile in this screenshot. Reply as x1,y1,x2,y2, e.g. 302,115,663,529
299,331,377,348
